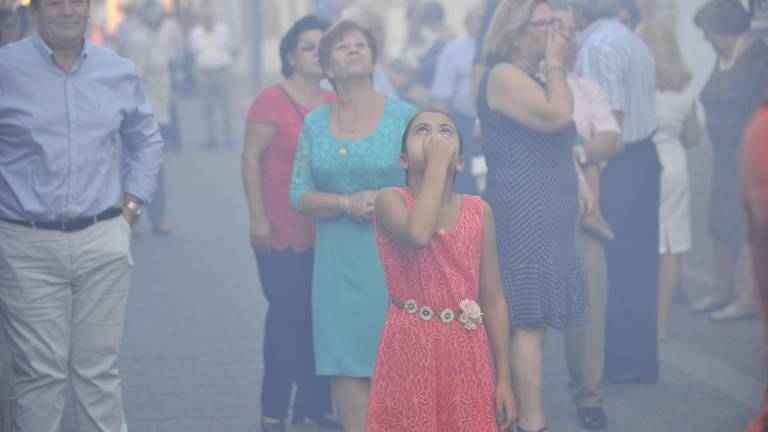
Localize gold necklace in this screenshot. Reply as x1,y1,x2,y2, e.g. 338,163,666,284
334,108,357,156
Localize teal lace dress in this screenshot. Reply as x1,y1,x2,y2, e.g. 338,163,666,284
290,98,415,377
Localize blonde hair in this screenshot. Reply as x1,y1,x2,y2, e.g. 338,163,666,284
483,0,548,65
636,19,692,92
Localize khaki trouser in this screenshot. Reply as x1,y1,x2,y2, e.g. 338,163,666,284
0,216,132,432
564,229,608,408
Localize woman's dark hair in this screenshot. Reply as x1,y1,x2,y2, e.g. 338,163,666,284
279,14,330,78
400,110,464,184
419,1,446,25
617,0,642,29
318,19,378,77
694,0,750,36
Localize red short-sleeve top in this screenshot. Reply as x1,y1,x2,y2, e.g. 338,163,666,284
246,85,336,252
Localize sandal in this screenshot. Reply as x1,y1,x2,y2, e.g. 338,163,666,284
580,213,615,241
689,294,731,313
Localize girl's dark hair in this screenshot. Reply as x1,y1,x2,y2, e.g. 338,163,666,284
401,109,464,156
401,110,464,184
279,14,330,78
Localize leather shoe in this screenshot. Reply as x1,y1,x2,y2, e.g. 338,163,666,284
260,418,285,432
577,407,607,430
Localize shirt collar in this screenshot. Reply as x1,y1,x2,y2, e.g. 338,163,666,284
31,31,91,69
578,17,621,45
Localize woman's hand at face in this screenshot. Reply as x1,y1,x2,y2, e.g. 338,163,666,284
545,30,569,67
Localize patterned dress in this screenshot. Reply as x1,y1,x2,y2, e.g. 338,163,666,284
290,98,414,377
477,69,588,329
366,189,498,432
700,39,768,247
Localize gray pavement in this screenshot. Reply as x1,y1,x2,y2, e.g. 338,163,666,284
52,93,763,431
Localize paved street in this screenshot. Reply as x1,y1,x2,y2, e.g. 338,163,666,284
52,93,764,432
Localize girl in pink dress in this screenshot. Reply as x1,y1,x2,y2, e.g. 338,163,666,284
366,110,515,431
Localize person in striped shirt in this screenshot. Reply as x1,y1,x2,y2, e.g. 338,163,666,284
572,0,662,385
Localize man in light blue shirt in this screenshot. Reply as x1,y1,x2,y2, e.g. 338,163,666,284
430,4,484,194
573,0,662,396
0,0,162,430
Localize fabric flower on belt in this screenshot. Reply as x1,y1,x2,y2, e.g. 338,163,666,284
459,299,483,330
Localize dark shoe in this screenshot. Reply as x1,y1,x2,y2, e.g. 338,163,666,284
260,418,285,432
292,413,342,430
577,407,607,430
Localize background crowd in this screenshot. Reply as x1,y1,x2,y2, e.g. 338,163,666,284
1,0,768,431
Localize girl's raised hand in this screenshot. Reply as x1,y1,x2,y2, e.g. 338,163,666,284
496,381,516,431
423,132,458,169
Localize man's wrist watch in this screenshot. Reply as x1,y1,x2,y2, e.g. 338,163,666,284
124,200,143,216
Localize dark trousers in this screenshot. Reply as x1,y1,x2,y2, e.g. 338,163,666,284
602,135,661,382
256,248,332,420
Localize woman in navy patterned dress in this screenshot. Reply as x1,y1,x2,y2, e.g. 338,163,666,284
477,1,590,431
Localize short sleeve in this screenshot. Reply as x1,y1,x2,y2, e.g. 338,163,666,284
246,86,283,125
290,116,317,209
585,80,621,134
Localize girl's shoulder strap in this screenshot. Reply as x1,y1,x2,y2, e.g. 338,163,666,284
462,194,486,229
390,187,415,207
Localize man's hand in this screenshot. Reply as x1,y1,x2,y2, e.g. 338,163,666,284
121,207,139,228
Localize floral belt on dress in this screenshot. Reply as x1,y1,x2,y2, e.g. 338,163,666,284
390,298,483,331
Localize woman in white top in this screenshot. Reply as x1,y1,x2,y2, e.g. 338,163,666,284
637,20,701,342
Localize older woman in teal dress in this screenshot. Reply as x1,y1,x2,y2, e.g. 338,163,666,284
289,20,414,431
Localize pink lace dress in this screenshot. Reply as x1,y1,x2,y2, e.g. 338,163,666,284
366,188,498,431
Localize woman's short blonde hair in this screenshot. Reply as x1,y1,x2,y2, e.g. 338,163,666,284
636,19,692,92
483,0,548,65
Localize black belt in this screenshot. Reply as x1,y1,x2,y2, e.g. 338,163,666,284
0,207,123,232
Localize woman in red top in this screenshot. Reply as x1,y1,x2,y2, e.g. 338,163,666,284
743,99,768,432
241,15,339,432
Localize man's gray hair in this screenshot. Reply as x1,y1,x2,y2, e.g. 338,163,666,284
571,0,618,20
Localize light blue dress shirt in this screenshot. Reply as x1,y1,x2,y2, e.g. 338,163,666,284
0,33,163,222
430,35,477,118
574,18,657,143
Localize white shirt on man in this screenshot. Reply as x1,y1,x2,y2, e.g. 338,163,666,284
189,21,236,70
